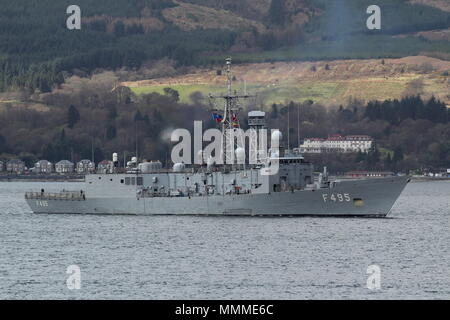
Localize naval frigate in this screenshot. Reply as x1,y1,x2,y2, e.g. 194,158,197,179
25,59,409,217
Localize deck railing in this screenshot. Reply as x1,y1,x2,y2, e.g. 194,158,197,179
25,191,86,201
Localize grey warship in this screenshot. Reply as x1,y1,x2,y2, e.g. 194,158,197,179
25,59,409,217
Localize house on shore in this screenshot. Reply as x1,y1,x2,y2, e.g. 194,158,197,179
6,159,26,174
34,160,53,174
97,160,114,174
76,159,95,174
55,160,74,173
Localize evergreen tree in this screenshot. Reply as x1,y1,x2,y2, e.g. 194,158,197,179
354,150,365,163
384,153,392,170
271,104,278,119
163,87,180,102
0,133,8,153
108,106,118,120
393,146,404,163
67,105,80,129
366,143,380,169
113,21,126,37
268,0,286,26
134,110,143,122
106,125,117,140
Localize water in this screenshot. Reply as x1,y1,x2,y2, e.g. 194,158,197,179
0,180,449,299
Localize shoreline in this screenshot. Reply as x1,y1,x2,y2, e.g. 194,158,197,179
0,174,84,182
0,175,448,183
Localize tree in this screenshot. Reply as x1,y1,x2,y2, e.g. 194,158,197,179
67,105,80,129
0,134,9,153
367,143,380,169
268,0,286,26
384,153,392,170
163,87,180,102
108,106,118,120
113,21,126,37
134,110,143,122
106,125,117,140
271,104,278,119
60,128,66,142
393,146,404,163
354,151,364,163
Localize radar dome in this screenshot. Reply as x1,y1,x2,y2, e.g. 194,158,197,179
271,130,282,143
235,147,245,164
173,162,185,172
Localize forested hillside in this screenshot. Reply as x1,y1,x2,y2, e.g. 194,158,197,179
1,0,449,92
0,0,449,173
0,73,448,172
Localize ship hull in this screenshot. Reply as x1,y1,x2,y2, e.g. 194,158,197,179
26,176,409,217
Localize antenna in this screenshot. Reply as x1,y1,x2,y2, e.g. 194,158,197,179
297,104,300,148
91,137,95,163
287,105,290,150
135,117,139,163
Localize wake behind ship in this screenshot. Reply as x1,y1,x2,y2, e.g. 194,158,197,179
25,59,409,217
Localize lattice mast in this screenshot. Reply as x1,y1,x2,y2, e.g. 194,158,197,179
209,58,254,166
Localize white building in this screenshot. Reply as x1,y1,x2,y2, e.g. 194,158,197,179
97,160,114,174
300,135,373,153
76,159,95,174
34,160,53,173
6,159,25,174
55,160,74,173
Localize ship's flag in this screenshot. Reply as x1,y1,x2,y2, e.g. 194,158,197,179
231,114,239,127
212,113,223,123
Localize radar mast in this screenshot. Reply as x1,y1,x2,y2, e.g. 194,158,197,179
209,58,254,166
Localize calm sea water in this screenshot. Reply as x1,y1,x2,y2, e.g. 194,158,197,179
0,180,449,299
